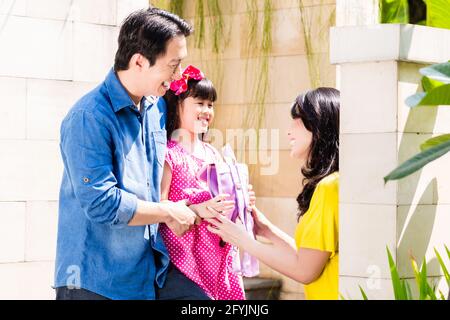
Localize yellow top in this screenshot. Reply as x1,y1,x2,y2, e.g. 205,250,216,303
294,172,339,300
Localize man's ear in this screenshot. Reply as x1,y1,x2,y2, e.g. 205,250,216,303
129,53,146,70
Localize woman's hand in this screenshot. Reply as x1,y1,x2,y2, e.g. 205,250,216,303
189,194,235,220
248,184,256,206
205,208,253,248
250,206,273,239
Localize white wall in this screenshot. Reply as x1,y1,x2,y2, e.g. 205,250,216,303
0,0,148,300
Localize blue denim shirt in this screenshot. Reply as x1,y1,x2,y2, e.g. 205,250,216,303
54,69,170,300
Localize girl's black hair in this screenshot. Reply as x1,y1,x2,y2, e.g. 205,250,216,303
291,87,340,220
164,78,217,141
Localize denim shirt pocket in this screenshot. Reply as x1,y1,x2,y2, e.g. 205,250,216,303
152,130,167,167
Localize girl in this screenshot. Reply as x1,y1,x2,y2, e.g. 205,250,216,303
157,65,254,300
206,87,340,300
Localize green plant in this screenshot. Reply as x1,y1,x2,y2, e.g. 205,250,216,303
150,0,185,17
380,0,450,29
358,246,450,299
194,0,206,49
242,0,273,154
384,61,450,182
207,0,225,54
425,0,450,29
298,0,336,88
380,0,410,24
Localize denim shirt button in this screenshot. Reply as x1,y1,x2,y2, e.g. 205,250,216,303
83,177,90,183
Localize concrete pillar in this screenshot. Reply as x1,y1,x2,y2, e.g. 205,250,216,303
331,23,450,299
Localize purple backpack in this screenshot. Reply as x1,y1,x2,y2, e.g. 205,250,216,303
198,144,260,277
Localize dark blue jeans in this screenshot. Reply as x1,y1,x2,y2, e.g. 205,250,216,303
157,263,211,300
55,287,110,300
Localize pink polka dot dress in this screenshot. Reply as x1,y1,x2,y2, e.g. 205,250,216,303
159,140,245,300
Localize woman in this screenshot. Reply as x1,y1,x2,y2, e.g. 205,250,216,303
206,87,340,300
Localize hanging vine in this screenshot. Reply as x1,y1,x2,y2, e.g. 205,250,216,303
243,0,273,133
150,0,185,17
194,0,206,48
207,0,225,54
298,0,335,88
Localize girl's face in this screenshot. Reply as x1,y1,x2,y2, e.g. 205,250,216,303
287,117,313,161
179,96,214,135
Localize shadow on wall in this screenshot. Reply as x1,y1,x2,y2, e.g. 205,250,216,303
396,60,442,289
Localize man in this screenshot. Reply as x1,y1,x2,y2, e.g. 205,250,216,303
54,7,197,300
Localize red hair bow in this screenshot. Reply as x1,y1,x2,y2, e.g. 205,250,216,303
170,65,205,96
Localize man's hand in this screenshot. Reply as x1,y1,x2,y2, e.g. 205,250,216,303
163,200,197,237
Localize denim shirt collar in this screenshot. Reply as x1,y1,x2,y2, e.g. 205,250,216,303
105,68,159,113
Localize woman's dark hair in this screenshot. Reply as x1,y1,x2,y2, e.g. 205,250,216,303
114,7,193,71
164,78,217,141
291,87,340,220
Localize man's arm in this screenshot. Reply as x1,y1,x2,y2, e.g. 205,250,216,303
61,110,196,233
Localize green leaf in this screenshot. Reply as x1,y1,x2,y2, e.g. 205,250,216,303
380,0,409,24
422,76,445,92
434,247,450,285
405,281,413,300
410,255,424,299
426,0,450,29
420,62,450,84
419,259,428,299
445,245,450,261
359,286,368,300
384,139,450,182
420,134,450,151
405,92,427,107
387,246,406,300
427,282,437,300
406,83,450,107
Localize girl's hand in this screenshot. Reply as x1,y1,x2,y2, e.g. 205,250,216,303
189,194,235,220
205,208,252,248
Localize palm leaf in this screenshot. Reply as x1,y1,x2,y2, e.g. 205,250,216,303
422,76,444,92
406,83,450,107
384,139,450,182
380,0,409,23
419,62,450,84
420,134,450,151
425,0,450,29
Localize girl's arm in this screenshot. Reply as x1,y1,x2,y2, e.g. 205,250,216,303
160,161,172,201
206,210,331,284
161,160,233,222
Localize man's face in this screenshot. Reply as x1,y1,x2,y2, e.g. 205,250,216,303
144,35,187,97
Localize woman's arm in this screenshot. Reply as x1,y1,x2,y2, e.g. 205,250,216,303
206,210,331,284
250,206,297,250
